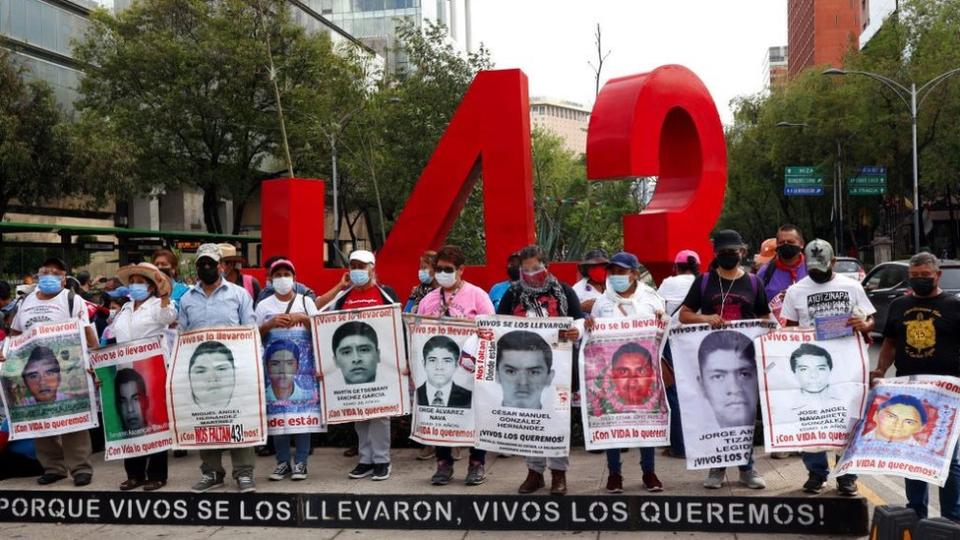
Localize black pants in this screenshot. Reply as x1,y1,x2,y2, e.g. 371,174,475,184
0,451,44,481
124,451,168,481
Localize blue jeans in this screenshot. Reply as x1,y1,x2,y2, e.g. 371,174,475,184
436,447,486,464
606,447,655,475
802,451,856,480
666,384,684,456
905,444,960,521
275,433,311,465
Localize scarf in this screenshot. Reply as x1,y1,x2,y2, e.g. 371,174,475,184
517,273,568,317
775,253,805,284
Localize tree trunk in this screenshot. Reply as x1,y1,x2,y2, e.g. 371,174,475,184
202,185,223,233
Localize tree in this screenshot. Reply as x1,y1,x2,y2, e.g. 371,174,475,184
74,0,364,233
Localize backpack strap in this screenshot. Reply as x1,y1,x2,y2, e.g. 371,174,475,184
283,295,296,314
761,261,777,287
68,290,75,316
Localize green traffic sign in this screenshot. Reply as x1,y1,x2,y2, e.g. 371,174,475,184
848,176,886,186
848,186,886,196
785,166,817,176
785,176,824,187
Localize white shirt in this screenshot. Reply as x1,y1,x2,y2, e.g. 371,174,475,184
657,274,697,315
11,289,90,333
110,296,178,343
255,293,319,325
591,283,665,319
780,274,876,327
426,381,453,406
572,278,604,303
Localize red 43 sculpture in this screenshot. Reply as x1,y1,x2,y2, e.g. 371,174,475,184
259,65,726,295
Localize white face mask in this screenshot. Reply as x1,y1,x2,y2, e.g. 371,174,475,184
273,276,294,295
436,272,457,289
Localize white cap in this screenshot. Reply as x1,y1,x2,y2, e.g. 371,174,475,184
349,249,376,265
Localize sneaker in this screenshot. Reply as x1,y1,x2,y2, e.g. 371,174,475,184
465,462,486,486
191,472,225,493
431,462,454,485
606,473,623,493
802,473,827,493
291,462,308,481
642,472,663,492
269,462,291,481
739,469,766,489
837,476,858,496
237,474,256,493
703,468,726,489
348,463,375,479
371,463,391,481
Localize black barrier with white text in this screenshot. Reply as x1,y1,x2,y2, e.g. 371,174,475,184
0,491,868,535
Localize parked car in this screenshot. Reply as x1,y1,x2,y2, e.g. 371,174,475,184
833,257,865,282
862,260,960,335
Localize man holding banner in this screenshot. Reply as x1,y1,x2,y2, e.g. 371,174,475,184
870,252,960,520
1,256,98,487
780,239,874,496
415,245,494,487
177,243,258,493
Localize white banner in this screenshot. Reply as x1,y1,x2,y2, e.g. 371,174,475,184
404,315,478,447
836,376,960,486
474,315,573,458
0,319,97,439
264,328,325,435
313,305,410,424
756,331,868,452
167,326,266,449
669,319,776,469
580,316,670,450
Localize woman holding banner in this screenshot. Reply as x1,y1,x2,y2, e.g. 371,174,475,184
112,262,175,491
590,252,666,493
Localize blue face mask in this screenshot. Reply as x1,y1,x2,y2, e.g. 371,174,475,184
609,274,633,293
38,275,63,295
128,283,151,301
418,269,432,284
349,269,370,287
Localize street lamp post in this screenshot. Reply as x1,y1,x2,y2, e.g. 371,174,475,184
823,67,960,253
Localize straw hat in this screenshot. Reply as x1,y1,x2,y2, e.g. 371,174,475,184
116,262,172,297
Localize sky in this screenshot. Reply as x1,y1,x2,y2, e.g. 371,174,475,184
470,0,788,125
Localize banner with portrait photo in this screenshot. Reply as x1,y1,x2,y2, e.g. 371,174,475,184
0,319,97,439
473,315,573,458
263,328,325,435
580,316,670,450
403,315,478,447
313,305,409,425
756,331,868,453
89,336,172,460
167,326,266,449
669,320,776,470
835,376,960,486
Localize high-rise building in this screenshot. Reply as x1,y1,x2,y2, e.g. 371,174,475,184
859,0,899,49
787,0,862,78
763,45,789,90
530,98,590,156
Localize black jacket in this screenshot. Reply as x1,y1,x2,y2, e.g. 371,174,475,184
416,382,472,408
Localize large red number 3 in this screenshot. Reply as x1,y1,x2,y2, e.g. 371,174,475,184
259,66,725,293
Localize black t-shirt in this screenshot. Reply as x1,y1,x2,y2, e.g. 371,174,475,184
882,292,960,377
681,271,770,320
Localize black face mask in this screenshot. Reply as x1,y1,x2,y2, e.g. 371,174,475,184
507,267,521,282
909,277,936,297
158,268,174,278
808,269,833,283
776,244,802,260
716,252,741,270
197,265,220,285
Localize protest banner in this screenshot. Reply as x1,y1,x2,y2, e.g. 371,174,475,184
580,316,670,450
669,319,776,470
403,315,478,446
0,319,97,439
263,328,325,435
313,304,410,424
89,336,172,460
473,315,573,457
167,326,266,449
756,331,868,452
836,376,960,486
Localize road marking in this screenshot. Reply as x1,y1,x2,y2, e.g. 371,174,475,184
857,479,887,507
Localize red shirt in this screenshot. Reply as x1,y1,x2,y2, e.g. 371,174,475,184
341,286,387,310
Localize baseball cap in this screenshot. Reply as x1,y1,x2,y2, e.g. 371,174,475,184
755,238,777,266
581,249,609,266
269,258,296,275
349,250,376,266
674,249,701,265
608,252,640,270
196,243,222,263
40,257,69,273
804,239,834,272
712,230,744,251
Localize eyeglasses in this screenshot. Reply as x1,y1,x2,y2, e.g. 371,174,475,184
434,265,457,274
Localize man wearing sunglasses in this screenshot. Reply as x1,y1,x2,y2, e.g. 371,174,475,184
416,245,495,487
